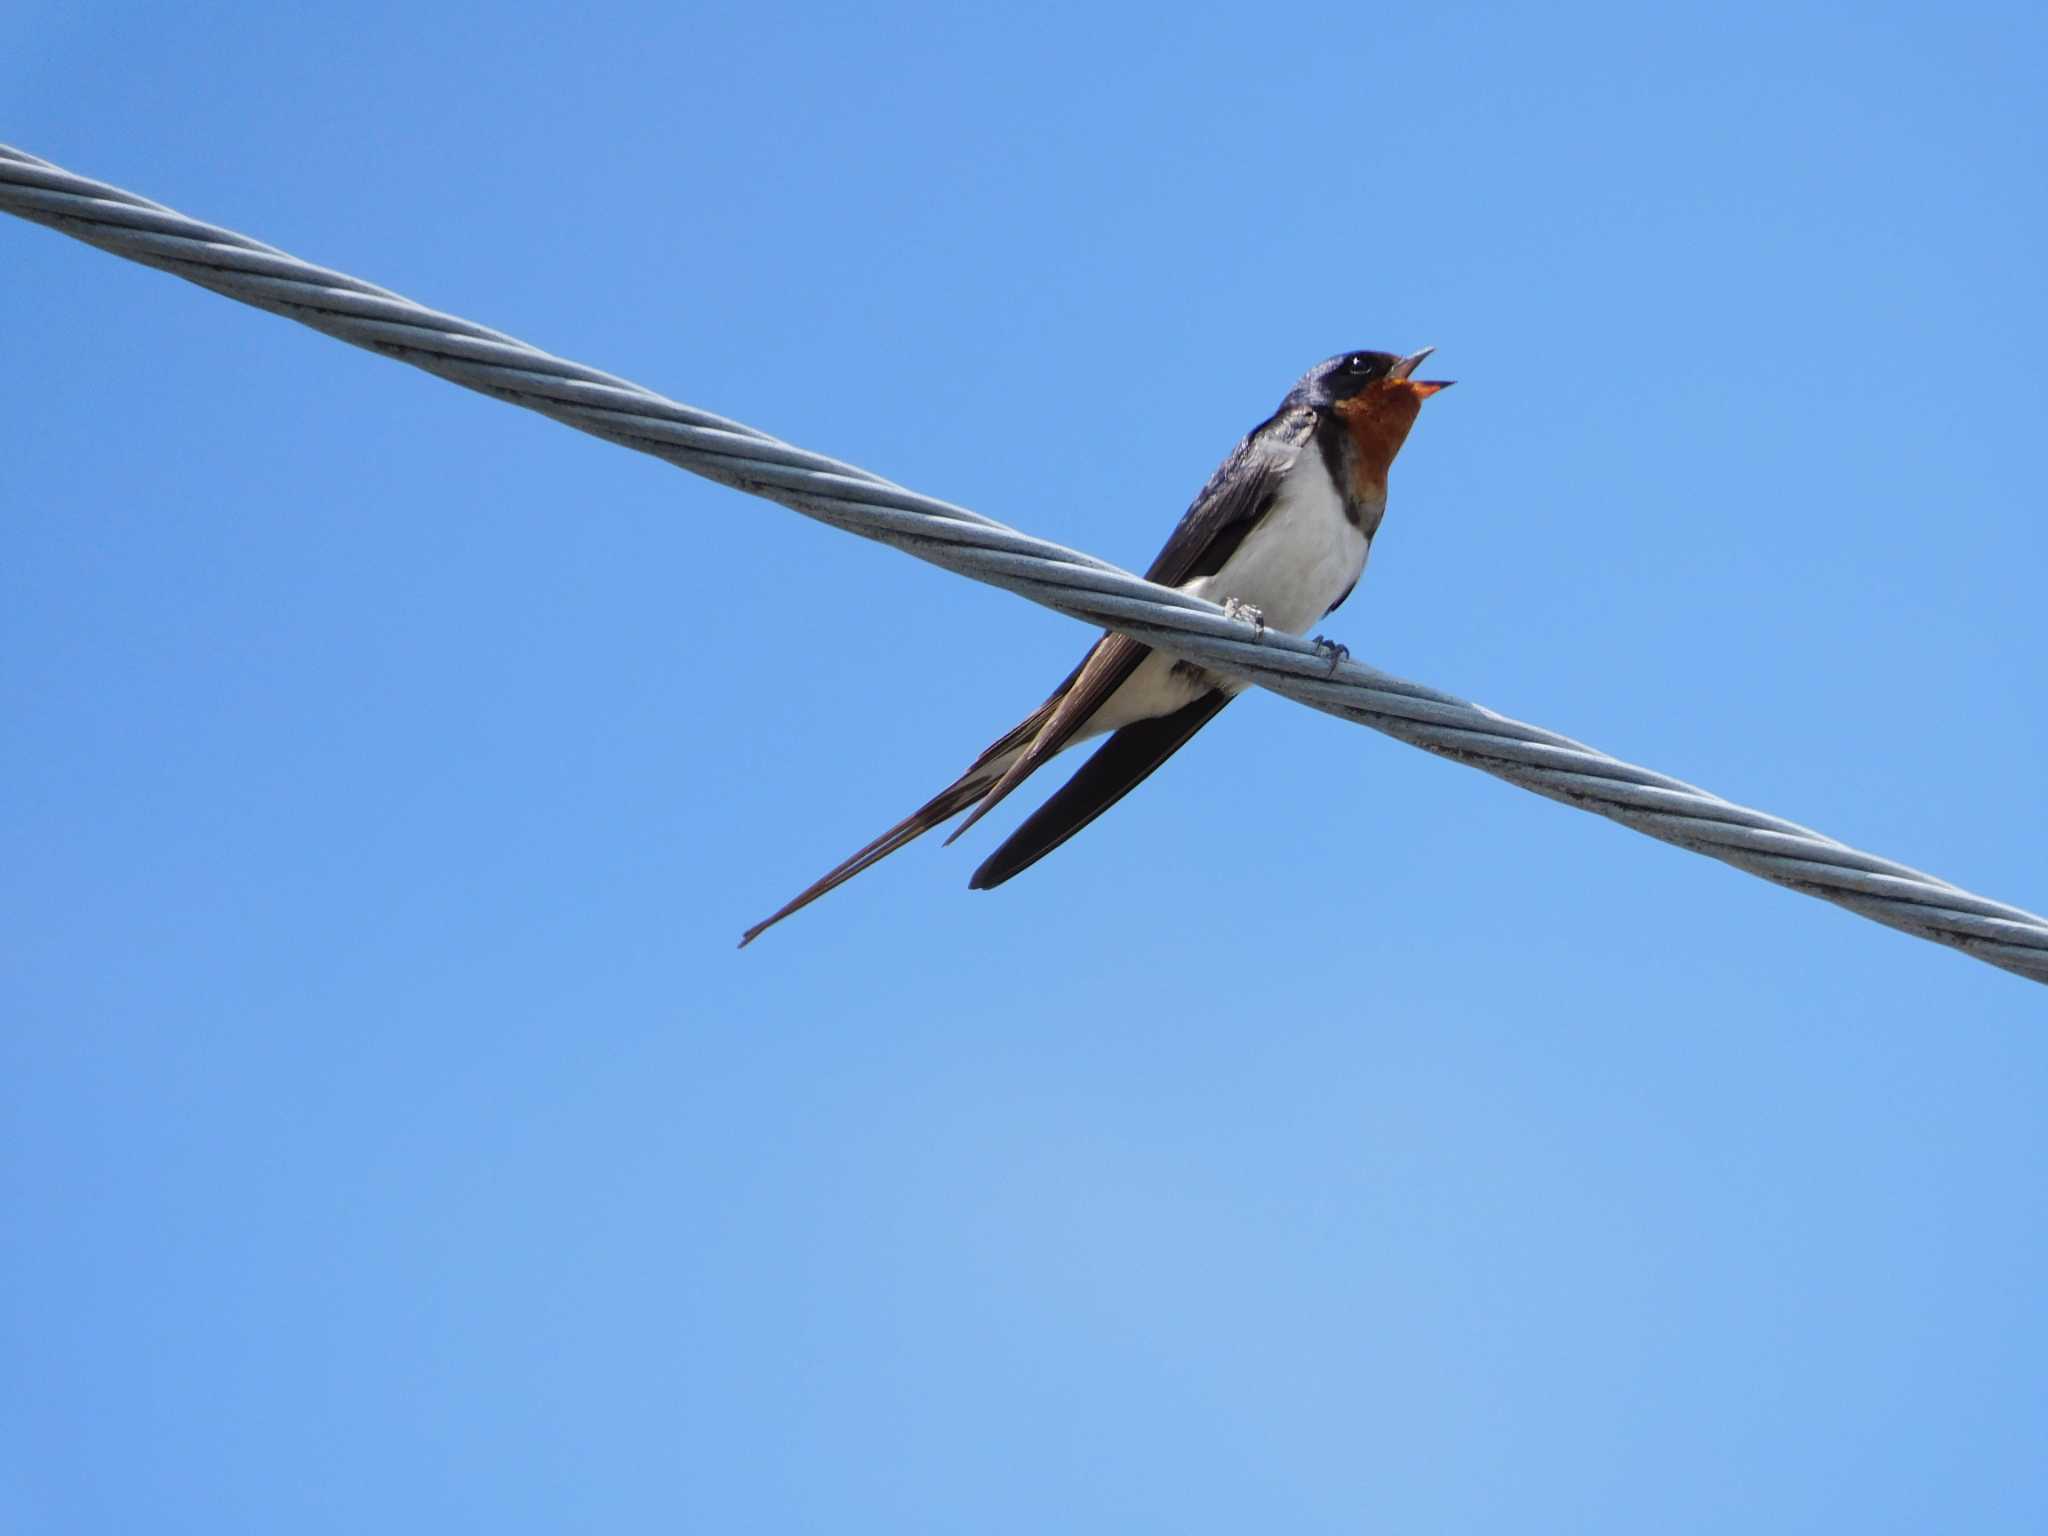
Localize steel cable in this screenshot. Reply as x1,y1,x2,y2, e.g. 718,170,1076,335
5,142,2042,984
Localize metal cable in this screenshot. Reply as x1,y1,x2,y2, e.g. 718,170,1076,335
5,141,2042,985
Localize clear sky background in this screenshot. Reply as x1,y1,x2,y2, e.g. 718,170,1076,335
5,3,2045,1531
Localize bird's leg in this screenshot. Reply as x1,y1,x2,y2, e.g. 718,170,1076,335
1223,597,1266,638
1311,635,1349,675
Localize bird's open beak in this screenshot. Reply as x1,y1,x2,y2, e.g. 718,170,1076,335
1390,346,1454,397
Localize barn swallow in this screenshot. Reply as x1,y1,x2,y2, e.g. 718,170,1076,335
739,348,1451,946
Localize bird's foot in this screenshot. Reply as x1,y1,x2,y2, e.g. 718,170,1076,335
1223,597,1266,638
1311,635,1349,675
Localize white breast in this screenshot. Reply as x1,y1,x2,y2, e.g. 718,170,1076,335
1062,458,1377,746
1179,460,1371,637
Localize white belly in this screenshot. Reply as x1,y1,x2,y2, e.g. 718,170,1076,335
1068,467,1373,745
1183,466,1370,636
1075,647,1219,738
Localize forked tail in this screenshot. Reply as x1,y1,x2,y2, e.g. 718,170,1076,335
969,690,1230,891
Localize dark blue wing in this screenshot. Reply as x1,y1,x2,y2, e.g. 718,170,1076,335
1142,405,1315,586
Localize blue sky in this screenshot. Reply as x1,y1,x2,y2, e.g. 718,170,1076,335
5,2,2045,1531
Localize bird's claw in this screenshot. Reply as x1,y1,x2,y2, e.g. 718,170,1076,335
1311,635,1350,674
1223,597,1266,638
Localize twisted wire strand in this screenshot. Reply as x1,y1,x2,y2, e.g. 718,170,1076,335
5,141,2042,985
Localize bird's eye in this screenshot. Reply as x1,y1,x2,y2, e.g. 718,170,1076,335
1346,354,1373,374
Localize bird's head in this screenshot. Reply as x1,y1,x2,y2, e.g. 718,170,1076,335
1294,347,1452,499
1294,347,1453,412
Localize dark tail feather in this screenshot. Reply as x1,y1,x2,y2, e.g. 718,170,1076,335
739,772,995,947
969,691,1230,892
738,687,1077,947
944,634,1149,848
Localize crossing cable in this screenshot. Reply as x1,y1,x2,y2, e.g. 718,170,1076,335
4,141,2043,986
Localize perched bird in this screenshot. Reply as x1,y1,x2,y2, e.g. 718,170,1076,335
740,348,1451,946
